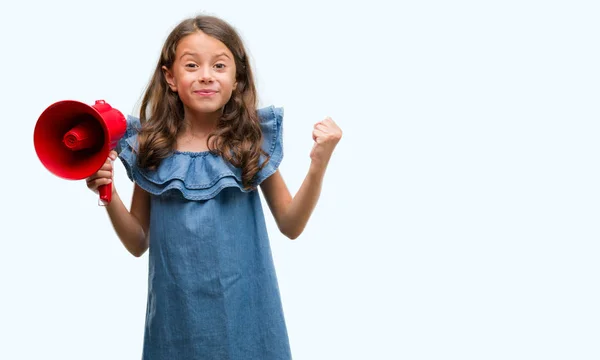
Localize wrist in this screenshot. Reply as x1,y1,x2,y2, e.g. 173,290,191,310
308,160,327,178
105,191,121,211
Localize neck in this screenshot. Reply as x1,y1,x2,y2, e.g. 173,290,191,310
182,109,221,136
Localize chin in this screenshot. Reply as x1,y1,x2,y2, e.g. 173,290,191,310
188,103,225,114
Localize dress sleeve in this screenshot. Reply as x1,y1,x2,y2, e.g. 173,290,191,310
115,115,142,183
254,105,284,185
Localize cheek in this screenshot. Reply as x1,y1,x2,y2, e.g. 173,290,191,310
177,73,195,88
222,73,236,88
219,75,236,93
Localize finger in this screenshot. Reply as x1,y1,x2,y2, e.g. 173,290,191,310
313,127,326,139
87,170,113,181
109,150,118,160
102,154,115,166
86,176,111,187
100,161,114,171
87,177,112,190
315,123,328,132
313,129,326,143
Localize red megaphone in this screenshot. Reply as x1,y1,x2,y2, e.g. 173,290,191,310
34,100,127,205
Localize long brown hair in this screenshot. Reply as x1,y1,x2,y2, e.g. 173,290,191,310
136,15,268,190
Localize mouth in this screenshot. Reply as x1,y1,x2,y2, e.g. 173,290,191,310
194,89,218,96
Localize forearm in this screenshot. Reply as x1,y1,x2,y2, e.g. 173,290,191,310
105,192,148,257
279,162,327,239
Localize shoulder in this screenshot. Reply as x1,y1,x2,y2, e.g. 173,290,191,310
256,105,284,156
257,105,284,123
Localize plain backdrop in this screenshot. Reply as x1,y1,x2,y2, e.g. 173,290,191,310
1,0,599,359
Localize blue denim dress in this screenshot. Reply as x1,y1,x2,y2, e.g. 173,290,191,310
116,106,292,360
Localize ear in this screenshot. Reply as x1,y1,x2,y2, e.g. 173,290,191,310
162,66,177,92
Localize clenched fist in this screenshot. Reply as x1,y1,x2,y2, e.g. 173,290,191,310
310,117,342,168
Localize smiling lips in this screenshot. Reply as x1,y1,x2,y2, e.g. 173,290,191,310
194,89,217,96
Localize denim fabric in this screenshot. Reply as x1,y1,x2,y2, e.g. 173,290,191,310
117,106,292,359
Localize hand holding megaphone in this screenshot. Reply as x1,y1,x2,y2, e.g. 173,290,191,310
34,100,127,205
85,150,117,202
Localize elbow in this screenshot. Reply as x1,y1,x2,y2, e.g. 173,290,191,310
281,226,303,240
130,237,149,257
278,216,306,240
286,232,300,240
131,247,146,257
132,250,144,258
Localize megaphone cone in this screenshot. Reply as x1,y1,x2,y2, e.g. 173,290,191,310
34,100,127,205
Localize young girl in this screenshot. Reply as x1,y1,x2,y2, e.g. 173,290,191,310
85,15,341,359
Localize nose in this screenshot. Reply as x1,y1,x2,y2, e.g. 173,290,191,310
199,66,214,83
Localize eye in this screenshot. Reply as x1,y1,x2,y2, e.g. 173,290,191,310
214,63,226,70
185,63,198,68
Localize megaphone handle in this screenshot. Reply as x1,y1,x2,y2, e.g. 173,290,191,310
98,183,112,206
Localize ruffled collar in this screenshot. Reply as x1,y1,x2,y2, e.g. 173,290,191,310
117,106,284,201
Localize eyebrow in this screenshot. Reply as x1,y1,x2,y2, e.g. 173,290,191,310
214,52,231,59
179,51,232,60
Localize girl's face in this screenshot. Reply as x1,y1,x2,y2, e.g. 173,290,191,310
163,31,237,116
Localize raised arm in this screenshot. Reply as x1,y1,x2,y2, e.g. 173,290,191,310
260,117,342,239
